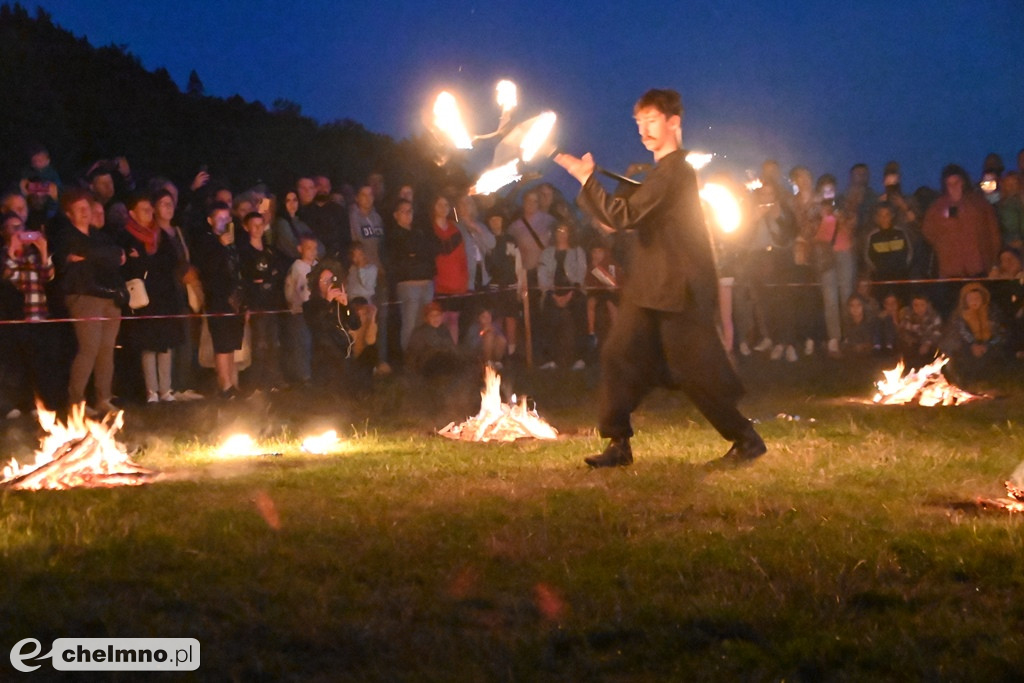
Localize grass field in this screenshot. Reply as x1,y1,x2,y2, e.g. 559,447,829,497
1,356,1023,681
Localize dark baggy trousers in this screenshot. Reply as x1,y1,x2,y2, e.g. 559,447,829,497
598,299,752,442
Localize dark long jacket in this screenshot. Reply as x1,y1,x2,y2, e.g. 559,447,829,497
576,148,718,313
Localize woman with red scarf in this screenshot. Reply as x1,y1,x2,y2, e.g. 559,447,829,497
431,194,468,343
123,191,187,402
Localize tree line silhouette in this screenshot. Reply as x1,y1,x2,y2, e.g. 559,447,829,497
0,3,462,196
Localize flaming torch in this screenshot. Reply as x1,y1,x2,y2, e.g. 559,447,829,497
470,111,559,195
432,91,474,150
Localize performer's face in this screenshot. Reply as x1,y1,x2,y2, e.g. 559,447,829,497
635,106,680,159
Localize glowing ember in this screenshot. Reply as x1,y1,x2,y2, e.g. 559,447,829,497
872,356,984,406
432,91,473,150
744,178,763,191
1,404,158,491
439,366,558,442
700,182,741,234
471,159,522,195
301,430,341,455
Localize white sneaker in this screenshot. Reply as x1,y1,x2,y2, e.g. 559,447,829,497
827,338,842,358
159,391,176,402
146,391,159,403
785,345,798,362
754,337,773,352
770,344,784,361
539,361,557,370
739,341,751,356
571,359,586,371
804,339,815,356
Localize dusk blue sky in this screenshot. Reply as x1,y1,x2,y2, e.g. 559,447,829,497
26,0,1024,193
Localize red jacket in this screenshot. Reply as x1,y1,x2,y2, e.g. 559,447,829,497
922,194,1000,278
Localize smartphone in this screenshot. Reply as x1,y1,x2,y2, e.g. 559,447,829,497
20,231,41,241
948,206,959,219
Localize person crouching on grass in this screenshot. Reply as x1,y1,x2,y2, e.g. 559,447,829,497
554,88,765,468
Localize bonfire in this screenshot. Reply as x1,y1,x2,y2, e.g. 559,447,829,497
1,404,159,491
439,366,558,442
872,356,983,406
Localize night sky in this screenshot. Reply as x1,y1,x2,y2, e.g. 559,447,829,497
25,0,1024,193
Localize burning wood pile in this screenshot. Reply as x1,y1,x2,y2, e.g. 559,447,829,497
872,356,984,406
439,366,558,442
971,480,1024,513
1,405,159,491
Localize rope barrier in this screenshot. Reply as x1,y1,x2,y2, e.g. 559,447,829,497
0,276,1018,325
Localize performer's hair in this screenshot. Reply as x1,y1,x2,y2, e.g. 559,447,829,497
634,89,683,120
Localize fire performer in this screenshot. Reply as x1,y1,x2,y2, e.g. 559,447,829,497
554,88,765,468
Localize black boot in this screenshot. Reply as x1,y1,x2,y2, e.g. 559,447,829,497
706,427,766,470
584,438,633,468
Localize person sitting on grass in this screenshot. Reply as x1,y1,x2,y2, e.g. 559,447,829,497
987,247,1024,359
406,301,463,377
461,307,507,368
877,292,901,354
897,292,943,368
841,293,878,357
941,281,1005,383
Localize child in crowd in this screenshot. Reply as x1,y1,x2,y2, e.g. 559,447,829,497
841,294,878,357
897,292,943,368
942,281,1004,382
283,235,318,385
584,243,619,350
345,241,379,360
878,292,901,353
462,307,507,367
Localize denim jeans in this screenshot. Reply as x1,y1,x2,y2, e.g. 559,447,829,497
396,280,434,350
819,249,856,341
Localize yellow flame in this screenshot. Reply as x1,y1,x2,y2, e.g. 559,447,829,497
301,430,341,455
220,433,257,457
495,80,517,113
745,178,763,191
520,111,556,162
471,159,522,195
432,91,473,150
686,151,714,170
700,183,741,234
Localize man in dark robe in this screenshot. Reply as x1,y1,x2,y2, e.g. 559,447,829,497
555,88,765,468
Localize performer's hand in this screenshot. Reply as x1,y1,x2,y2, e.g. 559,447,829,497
554,152,594,185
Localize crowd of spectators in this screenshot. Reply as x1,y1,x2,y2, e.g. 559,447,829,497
1,144,1022,416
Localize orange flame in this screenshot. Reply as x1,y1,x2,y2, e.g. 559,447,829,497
1,404,157,490
872,356,983,406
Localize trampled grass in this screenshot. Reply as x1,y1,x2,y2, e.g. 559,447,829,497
1,356,1023,680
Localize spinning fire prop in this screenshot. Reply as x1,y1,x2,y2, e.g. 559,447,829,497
872,356,984,406
439,366,558,442
1,405,159,491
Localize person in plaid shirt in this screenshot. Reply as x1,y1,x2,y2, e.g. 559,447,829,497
1,210,63,412
3,211,53,320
